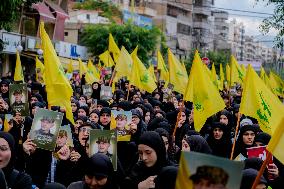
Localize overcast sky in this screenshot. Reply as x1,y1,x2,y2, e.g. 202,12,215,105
214,0,277,38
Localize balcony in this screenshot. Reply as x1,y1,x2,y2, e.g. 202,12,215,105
193,21,211,30
193,6,211,16
177,14,192,25
135,6,157,17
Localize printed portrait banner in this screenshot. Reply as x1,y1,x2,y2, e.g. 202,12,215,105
175,151,244,189
89,129,117,170
111,110,132,141
9,83,29,116
30,108,63,151
56,125,74,149
100,86,112,101
82,84,93,98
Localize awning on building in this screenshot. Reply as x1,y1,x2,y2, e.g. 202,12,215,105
177,36,190,51
44,0,69,19
32,2,56,23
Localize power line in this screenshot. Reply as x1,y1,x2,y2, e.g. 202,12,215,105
168,0,274,16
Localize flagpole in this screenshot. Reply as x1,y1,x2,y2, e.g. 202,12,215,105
126,84,131,101
109,70,116,86
251,151,272,189
173,101,184,137
230,112,241,160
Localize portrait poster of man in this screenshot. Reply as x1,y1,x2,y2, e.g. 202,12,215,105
30,108,63,151
89,129,117,170
175,152,244,189
56,125,74,152
9,84,29,116
82,84,93,98
100,86,112,101
110,110,132,141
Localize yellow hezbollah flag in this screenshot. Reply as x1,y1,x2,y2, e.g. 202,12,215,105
241,64,246,74
14,50,24,82
269,71,284,97
130,46,157,93
67,59,73,73
175,152,192,189
260,66,271,89
181,61,188,79
267,116,284,164
148,64,157,82
79,58,97,84
168,49,188,94
219,64,224,91
35,56,45,84
157,51,169,84
99,50,115,67
239,64,284,135
87,59,100,81
108,33,120,63
230,55,245,85
39,22,74,124
211,63,219,89
184,51,225,131
114,46,132,79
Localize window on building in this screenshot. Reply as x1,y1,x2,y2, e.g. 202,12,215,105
86,14,90,19
177,23,191,35
64,32,68,36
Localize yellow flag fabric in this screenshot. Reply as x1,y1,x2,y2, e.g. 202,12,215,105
79,58,98,84
260,66,271,89
14,50,24,82
219,64,224,91
184,51,225,131
87,59,100,81
148,64,157,82
157,51,169,84
239,64,284,135
181,61,188,79
211,63,219,89
267,116,284,164
130,46,157,93
67,59,73,73
114,46,133,79
168,49,188,94
241,64,246,73
230,55,245,85
99,50,115,67
39,22,74,124
226,64,230,82
269,72,284,97
35,56,45,84
175,153,192,189
108,33,120,63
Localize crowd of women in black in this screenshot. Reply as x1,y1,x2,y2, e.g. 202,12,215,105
0,73,283,189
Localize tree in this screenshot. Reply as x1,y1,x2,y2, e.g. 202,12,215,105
257,0,284,47
80,23,167,66
0,0,40,31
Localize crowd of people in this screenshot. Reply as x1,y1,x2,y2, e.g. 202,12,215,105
0,71,283,189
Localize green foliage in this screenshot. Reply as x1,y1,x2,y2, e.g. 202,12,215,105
184,49,230,74
73,0,122,22
257,0,284,48
0,0,40,31
81,23,165,66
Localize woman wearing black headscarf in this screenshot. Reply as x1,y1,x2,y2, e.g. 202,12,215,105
206,122,232,158
0,132,32,189
181,135,212,154
68,153,118,189
124,131,175,189
91,82,101,100
218,109,235,140
233,124,258,160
